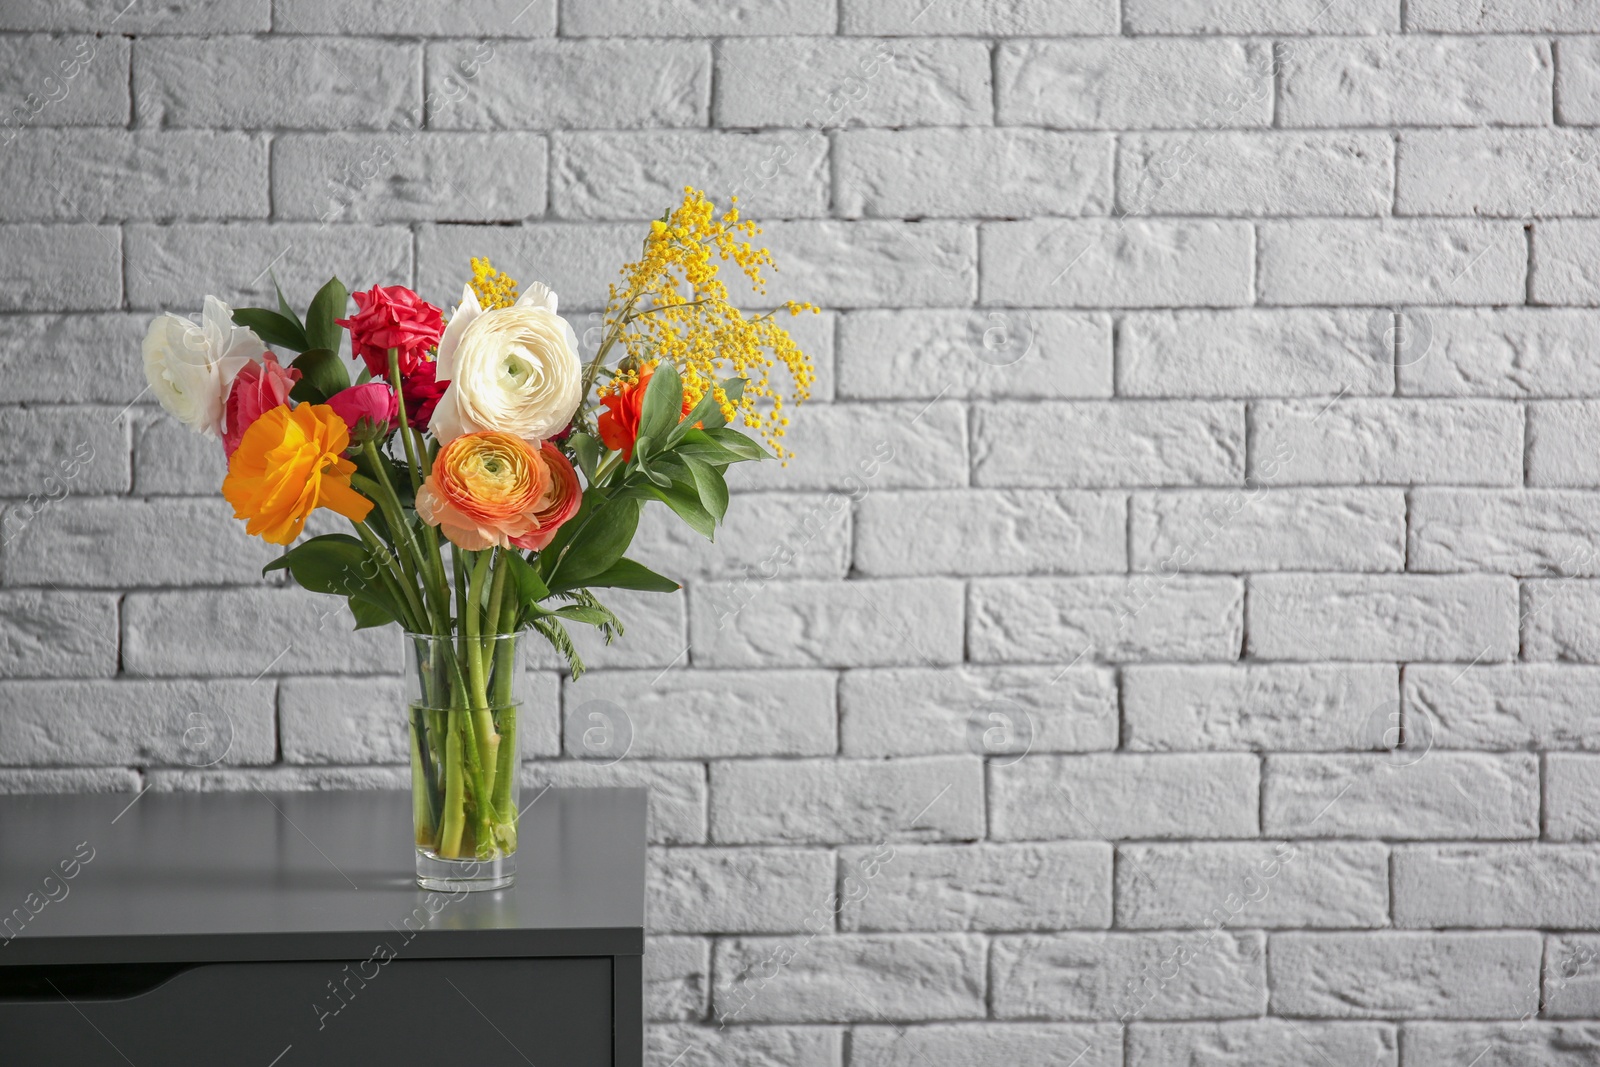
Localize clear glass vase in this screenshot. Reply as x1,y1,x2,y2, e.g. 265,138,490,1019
405,631,525,892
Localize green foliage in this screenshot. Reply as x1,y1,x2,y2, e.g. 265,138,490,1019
583,557,679,593
305,276,348,355
287,348,352,405
233,307,310,353
529,615,586,679
539,490,641,592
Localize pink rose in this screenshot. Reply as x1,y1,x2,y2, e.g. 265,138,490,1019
222,354,300,459
326,382,398,445
336,285,444,377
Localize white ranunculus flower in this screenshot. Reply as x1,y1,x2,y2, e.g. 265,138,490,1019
429,282,582,445
142,295,262,436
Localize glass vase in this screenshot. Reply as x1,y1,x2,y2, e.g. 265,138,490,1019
405,631,526,892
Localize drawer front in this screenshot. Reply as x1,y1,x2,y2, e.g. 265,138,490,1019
0,956,613,1066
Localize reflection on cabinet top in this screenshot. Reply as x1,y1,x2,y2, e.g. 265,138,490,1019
0,788,647,967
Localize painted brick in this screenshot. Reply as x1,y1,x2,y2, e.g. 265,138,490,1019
274,0,556,35
646,935,709,1021
0,678,273,766
1258,221,1527,306
417,222,633,315
1129,1022,1398,1067
520,760,707,845
547,586,687,672
1529,222,1600,306
1120,132,1392,217
1395,843,1600,927
1411,1,1600,31
1410,490,1600,575
991,932,1267,1020
132,410,224,495
837,310,1113,401
1270,932,1542,1018
0,35,129,127
1249,399,1523,486
0,768,140,793
839,666,1118,758
716,39,990,129
565,0,831,36
970,576,1244,664
1523,580,1600,662
279,675,560,764
1118,841,1387,929
1119,310,1392,398
1529,401,1600,486
691,578,964,669
125,223,412,312
727,402,966,494
561,669,835,759
135,37,419,129
273,133,546,223
5,497,277,587
838,129,1112,219
122,588,397,677
0,224,121,310
1123,664,1399,752
853,1024,1120,1067
1545,936,1600,1017
1125,0,1398,32
1399,309,1600,397
982,220,1254,308
425,40,709,130
1130,489,1406,572
648,847,836,934
631,493,849,581
714,934,986,1023
1263,753,1540,839
0,406,128,494
990,754,1260,841
2,130,265,222
0,0,266,33
856,490,1125,577
842,1,1116,35
753,221,977,309
1397,130,1600,218
1280,38,1551,127
0,315,148,403
1406,665,1600,750
648,1023,841,1067
972,402,1245,489
1549,755,1600,840
0,591,119,679
552,131,827,220
1560,39,1600,125
1403,1024,1600,1067
838,842,1112,932
710,757,984,844
997,40,1275,129
147,766,409,791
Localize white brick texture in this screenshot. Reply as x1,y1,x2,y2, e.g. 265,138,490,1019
5,7,1597,1061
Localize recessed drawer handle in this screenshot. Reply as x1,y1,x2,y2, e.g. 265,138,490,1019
0,962,195,1001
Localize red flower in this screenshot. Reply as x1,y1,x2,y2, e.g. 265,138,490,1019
401,360,449,426
336,285,444,377
597,364,693,461
326,382,398,444
221,353,300,459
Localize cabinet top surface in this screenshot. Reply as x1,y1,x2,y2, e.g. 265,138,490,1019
0,788,646,965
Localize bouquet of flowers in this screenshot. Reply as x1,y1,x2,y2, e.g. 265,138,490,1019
140,190,815,887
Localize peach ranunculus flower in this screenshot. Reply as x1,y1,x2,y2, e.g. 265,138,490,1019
221,403,374,545
416,432,581,552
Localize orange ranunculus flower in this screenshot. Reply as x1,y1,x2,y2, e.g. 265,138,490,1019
221,403,374,545
416,433,581,552
597,363,694,461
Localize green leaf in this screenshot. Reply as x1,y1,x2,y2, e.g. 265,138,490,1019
305,276,348,355
682,454,729,523
265,534,377,598
529,616,586,679
288,348,352,405
649,480,716,540
637,361,683,446
273,276,300,327
500,550,550,625
540,491,641,590
701,426,772,462
584,557,680,593
348,593,398,630
568,433,601,482
233,308,310,353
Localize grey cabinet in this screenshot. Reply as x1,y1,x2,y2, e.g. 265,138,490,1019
0,789,646,1066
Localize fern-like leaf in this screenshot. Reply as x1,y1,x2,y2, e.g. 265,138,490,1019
531,615,587,679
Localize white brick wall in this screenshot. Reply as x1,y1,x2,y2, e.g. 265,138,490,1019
4,3,1600,1063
